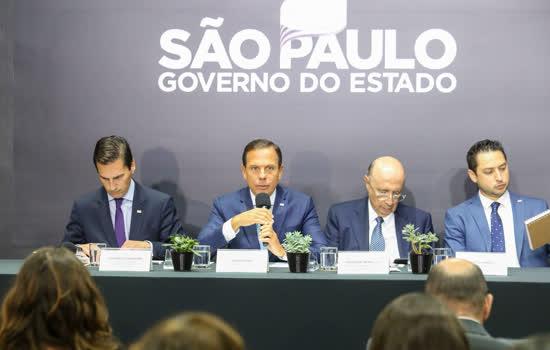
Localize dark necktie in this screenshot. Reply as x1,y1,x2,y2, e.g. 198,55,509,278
370,217,385,251
490,202,505,252
115,198,126,247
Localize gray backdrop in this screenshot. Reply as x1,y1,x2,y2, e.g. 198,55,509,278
1,0,549,257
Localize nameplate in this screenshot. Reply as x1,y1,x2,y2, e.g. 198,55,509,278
216,249,269,273
337,251,389,275
456,252,508,276
99,248,152,272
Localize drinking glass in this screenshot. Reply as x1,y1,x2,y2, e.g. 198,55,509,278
432,248,451,265
89,243,107,267
307,253,319,272
320,247,338,271
163,248,174,270
193,245,211,269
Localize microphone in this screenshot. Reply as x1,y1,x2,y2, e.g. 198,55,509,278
60,241,77,253
255,193,271,247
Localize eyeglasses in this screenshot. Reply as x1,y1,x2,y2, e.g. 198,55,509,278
373,190,406,202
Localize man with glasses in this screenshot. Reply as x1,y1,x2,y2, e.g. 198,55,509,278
325,156,433,259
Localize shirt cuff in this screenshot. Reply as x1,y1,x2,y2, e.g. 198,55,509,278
222,219,239,242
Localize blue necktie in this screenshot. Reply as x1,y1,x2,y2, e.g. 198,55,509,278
370,217,385,251
490,202,505,253
114,198,126,247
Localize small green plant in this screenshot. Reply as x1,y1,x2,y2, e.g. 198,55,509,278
163,234,200,255
282,231,312,253
401,224,438,255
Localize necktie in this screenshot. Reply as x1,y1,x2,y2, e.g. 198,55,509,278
490,202,505,252
370,217,385,251
115,198,126,247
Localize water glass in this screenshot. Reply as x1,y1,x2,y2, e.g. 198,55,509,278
193,245,211,269
75,246,89,265
89,243,107,267
163,248,173,270
320,247,338,271
307,253,319,272
432,248,451,265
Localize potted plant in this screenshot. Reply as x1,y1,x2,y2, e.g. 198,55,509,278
282,231,312,273
401,224,439,274
163,235,200,271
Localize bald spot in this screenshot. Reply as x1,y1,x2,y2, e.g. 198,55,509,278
369,156,406,186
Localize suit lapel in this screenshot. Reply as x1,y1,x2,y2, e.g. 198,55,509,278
272,186,288,239
95,189,118,247
394,205,411,258
354,197,370,250
510,192,525,261
468,196,492,251
129,182,145,241
239,188,259,248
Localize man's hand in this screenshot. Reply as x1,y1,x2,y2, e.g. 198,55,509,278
121,240,152,249
259,224,285,257
231,208,273,231
77,243,90,256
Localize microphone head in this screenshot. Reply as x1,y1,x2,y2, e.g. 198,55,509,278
255,192,271,209
60,241,77,253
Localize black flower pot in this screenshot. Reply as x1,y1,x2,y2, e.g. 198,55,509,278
287,252,310,273
171,251,194,271
409,251,433,274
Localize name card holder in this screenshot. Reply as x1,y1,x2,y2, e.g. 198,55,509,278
216,249,269,273
338,251,389,275
99,248,152,272
456,252,508,276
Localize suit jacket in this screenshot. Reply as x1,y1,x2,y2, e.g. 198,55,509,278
460,319,515,350
325,197,434,258
62,181,183,259
197,186,327,262
444,192,549,267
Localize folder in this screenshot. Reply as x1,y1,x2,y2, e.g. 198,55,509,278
524,209,550,250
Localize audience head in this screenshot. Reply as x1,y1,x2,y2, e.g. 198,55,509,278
370,292,469,350
0,246,119,350
466,139,509,201
365,156,406,217
241,139,283,195
425,258,492,324
93,135,135,199
130,312,245,350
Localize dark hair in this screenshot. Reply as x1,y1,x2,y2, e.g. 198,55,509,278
511,334,550,350
370,292,469,350
425,259,489,314
130,312,245,350
93,135,133,170
466,139,507,173
0,247,119,350
241,139,282,168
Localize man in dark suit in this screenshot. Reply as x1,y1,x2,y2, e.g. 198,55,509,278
62,136,182,259
426,258,515,350
197,139,327,261
444,139,549,267
325,156,433,260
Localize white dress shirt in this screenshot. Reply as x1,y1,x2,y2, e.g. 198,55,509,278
368,199,400,262
478,190,520,268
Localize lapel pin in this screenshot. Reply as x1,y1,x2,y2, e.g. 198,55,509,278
517,200,522,203
280,203,285,207
137,210,142,214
